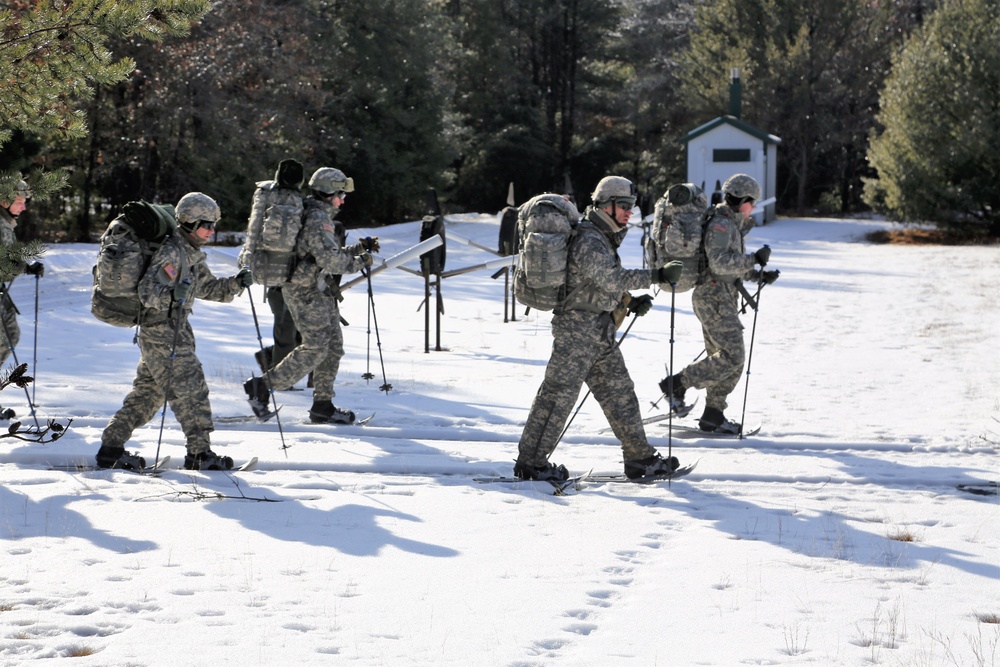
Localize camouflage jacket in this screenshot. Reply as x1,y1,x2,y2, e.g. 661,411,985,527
702,204,758,285
560,207,653,314
288,197,366,293
138,233,243,325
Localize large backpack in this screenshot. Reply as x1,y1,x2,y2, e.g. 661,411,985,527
497,205,520,256
513,194,580,311
644,183,712,293
91,201,178,327
237,181,304,286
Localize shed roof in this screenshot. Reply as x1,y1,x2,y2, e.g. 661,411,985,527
681,115,781,145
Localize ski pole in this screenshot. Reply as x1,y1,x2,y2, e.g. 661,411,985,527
737,280,766,439
31,274,39,408
364,266,392,394
362,270,374,383
247,286,289,455
0,280,40,429
556,312,639,446
153,284,189,469
665,281,677,464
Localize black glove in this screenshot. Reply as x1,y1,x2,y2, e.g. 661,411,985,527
25,262,44,277
655,260,684,286
361,236,380,253
235,267,254,287
174,279,193,302
761,269,780,285
754,245,771,267
357,252,374,268
626,293,654,317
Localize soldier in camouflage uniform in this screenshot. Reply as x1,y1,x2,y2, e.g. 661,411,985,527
243,167,378,424
660,173,779,434
96,193,254,471
0,177,44,419
239,159,306,373
514,177,685,482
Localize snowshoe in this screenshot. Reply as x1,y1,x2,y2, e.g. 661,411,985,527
95,446,147,471
184,450,234,471
308,401,355,424
624,453,680,479
513,460,570,482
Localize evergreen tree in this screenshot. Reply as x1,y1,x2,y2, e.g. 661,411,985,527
449,0,627,210
679,0,912,213
0,0,210,235
864,0,1000,234
311,0,454,225
0,0,209,148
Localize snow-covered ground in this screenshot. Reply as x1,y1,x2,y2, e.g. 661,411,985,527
0,211,997,666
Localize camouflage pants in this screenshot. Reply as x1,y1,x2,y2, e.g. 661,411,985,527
0,295,20,366
517,310,656,466
264,283,343,402
102,320,215,454
684,281,745,412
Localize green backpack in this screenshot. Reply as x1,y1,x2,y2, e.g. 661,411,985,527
91,201,177,327
512,194,580,311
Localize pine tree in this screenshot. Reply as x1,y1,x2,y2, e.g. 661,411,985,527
0,1,210,148
864,0,1000,235
679,0,911,213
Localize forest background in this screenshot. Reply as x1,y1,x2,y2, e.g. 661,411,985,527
2,0,999,242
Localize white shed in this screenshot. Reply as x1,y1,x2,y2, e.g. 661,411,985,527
680,73,781,223
682,116,780,223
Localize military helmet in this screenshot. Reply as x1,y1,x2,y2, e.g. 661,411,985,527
14,179,30,199
722,173,761,203
592,176,637,208
308,167,355,195
175,192,221,227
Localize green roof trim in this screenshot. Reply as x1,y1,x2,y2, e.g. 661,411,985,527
681,115,781,145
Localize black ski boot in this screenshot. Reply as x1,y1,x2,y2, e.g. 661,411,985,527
184,450,234,471
254,346,273,374
95,446,146,471
657,373,687,412
624,453,679,479
308,400,355,424
243,376,271,417
513,460,569,482
698,406,741,434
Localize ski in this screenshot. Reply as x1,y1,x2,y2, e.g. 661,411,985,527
956,481,998,497
49,455,172,476
216,408,281,424
584,459,699,485
657,422,761,439
473,470,591,495
304,412,375,426
180,456,258,473
235,457,258,472
600,400,698,434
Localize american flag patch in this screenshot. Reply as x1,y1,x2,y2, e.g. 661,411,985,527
163,263,178,280
322,222,335,234
712,223,727,232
